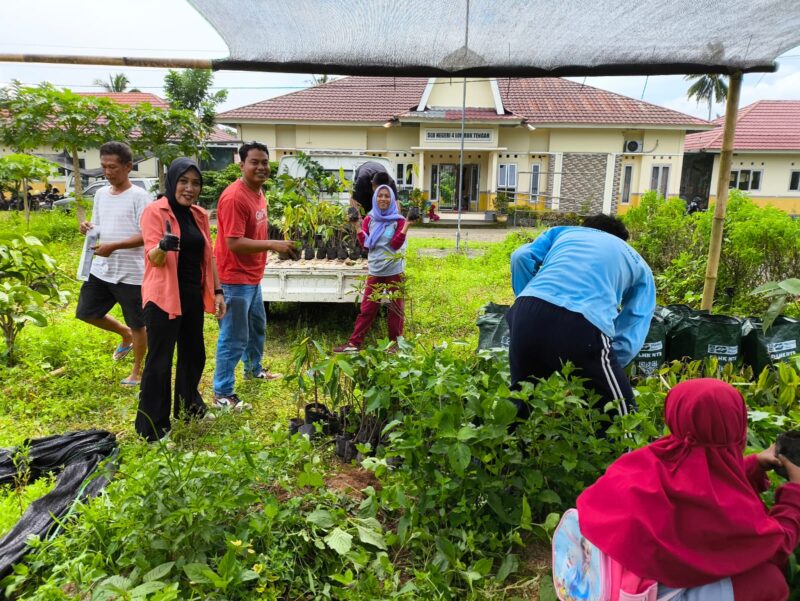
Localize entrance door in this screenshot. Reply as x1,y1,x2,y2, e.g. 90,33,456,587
431,163,480,210
463,164,480,211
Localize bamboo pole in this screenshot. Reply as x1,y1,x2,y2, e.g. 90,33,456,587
700,71,742,311
0,54,213,69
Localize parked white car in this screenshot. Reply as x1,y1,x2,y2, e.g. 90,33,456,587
53,178,158,210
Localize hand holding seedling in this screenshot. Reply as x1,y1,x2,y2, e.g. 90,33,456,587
272,239,300,260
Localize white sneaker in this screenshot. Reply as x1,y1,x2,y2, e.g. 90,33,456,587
212,393,252,412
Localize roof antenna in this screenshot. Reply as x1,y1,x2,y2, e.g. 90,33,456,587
640,75,649,99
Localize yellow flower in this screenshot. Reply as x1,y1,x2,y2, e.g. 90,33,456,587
253,563,264,574
231,539,243,547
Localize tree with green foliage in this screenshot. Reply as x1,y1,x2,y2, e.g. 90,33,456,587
163,69,228,128
0,83,131,221
0,154,59,225
0,234,68,365
685,74,728,121
92,73,140,93
624,189,800,311
128,103,209,191
309,74,338,86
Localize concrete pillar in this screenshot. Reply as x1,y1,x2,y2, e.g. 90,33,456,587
602,153,616,215
551,152,563,210
488,151,499,209
417,151,425,195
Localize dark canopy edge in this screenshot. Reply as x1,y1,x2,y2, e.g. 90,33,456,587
210,59,777,78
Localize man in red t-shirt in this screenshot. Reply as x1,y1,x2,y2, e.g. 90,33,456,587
213,142,297,411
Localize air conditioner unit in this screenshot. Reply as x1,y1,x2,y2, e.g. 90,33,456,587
624,140,643,153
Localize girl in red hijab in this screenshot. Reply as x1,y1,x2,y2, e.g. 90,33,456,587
576,378,800,600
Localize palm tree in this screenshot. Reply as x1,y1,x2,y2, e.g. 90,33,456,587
308,74,337,86
685,74,728,121
93,73,139,93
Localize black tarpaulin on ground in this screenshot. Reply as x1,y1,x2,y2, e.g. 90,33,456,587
0,430,117,580
189,0,800,76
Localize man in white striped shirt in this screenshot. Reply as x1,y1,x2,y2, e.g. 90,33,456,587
75,142,152,386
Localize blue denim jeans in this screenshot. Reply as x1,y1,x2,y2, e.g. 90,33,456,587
213,283,266,396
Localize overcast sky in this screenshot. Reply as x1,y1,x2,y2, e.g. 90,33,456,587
1,0,798,120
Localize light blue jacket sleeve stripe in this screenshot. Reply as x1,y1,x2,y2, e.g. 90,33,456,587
612,266,657,366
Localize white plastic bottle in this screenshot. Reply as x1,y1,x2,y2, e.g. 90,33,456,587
77,227,100,281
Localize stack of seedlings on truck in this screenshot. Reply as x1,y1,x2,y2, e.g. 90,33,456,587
263,154,369,304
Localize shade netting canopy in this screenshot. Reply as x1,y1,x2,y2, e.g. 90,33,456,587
190,0,800,77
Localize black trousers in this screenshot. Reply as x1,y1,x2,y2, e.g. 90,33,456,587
135,288,207,441
507,296,635,420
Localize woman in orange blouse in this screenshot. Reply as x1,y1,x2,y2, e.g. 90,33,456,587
136,158,225,441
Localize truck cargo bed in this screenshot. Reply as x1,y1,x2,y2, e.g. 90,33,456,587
261,253,368,303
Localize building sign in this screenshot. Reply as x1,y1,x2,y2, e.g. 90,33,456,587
424,129,494,143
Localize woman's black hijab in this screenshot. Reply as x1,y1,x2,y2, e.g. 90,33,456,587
164,157,203,216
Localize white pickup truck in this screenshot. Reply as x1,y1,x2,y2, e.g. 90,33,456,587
261,253,368,304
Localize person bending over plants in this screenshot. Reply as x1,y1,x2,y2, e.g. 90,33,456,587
576,378,800,600
334,185,418,353
136,158,226,442
507,214,655,424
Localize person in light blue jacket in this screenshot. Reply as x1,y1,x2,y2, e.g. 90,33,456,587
508,214,655,420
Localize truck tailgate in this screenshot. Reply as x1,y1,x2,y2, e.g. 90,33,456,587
261,255,368,303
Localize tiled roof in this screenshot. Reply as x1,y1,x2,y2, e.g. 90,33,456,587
500,78,708,126
77,92,170,109
217,76,707,128
217,77,428,122
207,126,240,143
684,101,800,151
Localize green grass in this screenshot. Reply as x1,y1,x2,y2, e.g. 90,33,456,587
0,214,536,448
3,212,800,598
0,476,56,540
0,212,546,598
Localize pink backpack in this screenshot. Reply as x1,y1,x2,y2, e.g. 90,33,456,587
552,509,683,601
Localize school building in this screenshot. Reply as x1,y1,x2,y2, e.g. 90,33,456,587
216,76,711,215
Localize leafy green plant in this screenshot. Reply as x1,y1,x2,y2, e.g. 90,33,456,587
0,234,68,364
494,192,510,215
289,342,662,595
752,278,800,330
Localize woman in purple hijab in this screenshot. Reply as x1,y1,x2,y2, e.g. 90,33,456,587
334,185,419,352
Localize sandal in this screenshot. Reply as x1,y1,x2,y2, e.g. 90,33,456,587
120,377,140,387
113,343,133,361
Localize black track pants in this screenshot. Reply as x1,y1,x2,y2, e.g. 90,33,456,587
507,296,635,419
